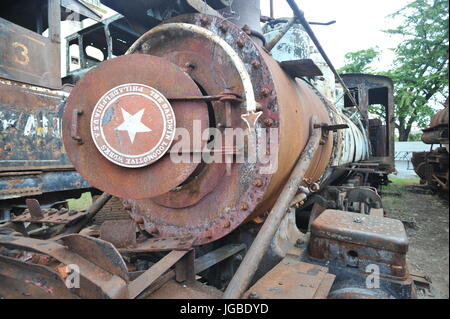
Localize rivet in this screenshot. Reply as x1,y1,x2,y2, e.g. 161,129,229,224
264,118,274,127
236,39,245,48
200,17,210,26
222,220,231,228
240,203,249,211
251,60,261,69
219,24,229,33
261,88,271,97
253,179,263,187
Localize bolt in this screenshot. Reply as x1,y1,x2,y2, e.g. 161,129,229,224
219,24,229,33
260,88,271,97
222,219,231,228
200,17,210,26
205,231,213,239
251,60,261,69
240,203,249,211
263,118,274,127
253,179,264,187
353,217,364,224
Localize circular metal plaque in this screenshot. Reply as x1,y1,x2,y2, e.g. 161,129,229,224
90,83,176,168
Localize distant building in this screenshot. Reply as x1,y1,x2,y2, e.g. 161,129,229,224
393,141,438,178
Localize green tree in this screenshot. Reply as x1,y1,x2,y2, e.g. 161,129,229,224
338,47,380,74
386,0,449,141
339,0,449,141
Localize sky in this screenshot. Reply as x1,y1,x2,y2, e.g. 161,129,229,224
260,0,411,70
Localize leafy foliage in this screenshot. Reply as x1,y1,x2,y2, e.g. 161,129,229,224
338,47,380,74
340,0,449,141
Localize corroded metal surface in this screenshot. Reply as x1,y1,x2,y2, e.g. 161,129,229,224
11,206,87,225
118,236,195,254
115,14,334,245
309,210,409,279
100,220,137,249
422,107,449,145
63,54,209,199
0,254,78,299
223,118,322,298
0,235,128,298
244,255,335,299
0,15,60,89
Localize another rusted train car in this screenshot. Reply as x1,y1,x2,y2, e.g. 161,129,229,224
0,0,419,299
412,103,449,194
0,0,96,221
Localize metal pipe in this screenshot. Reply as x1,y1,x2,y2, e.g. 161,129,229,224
285,0,362,113
222,117,321,299
264,17,296,52
270,0,274,19
59,192,112,236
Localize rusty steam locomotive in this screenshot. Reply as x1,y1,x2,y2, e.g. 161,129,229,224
1,0,416,299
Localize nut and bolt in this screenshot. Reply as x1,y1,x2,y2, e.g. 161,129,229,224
200,17,210,26
260,88,271,97
251,60,261,69
219,24,229,33
253,179,264,187
263,118,274,127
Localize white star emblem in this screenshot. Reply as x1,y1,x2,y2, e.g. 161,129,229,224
116,108,152,144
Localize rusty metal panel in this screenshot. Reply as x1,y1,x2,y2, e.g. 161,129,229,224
99,220,137,248
280,59,323,78
309,210,409,279
0,80,70,170
148,280,222,299
0,255,78,299
244,255,335,299
0,17,61,89
118,236,195,254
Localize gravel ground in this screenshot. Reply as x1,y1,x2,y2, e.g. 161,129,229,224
382,181,449,299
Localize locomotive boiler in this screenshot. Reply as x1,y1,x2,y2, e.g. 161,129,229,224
0,0,415,299
62,18,369,245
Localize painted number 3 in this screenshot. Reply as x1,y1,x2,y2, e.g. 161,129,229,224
12,42,30,66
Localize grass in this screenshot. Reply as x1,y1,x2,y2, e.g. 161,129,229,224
382,176,421,213
384,177,420,193
389,177,420,185
67,192,93,211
